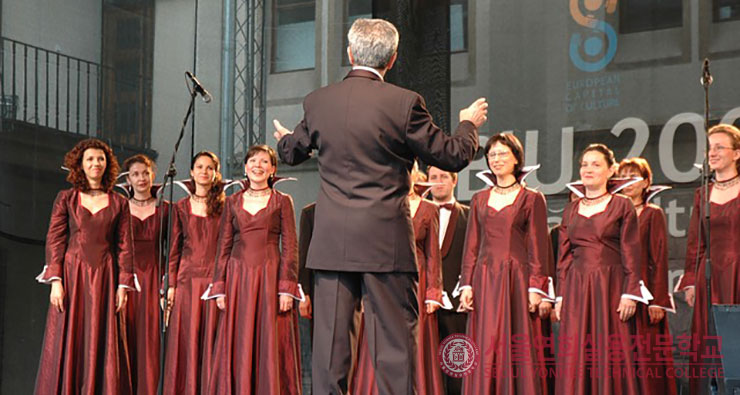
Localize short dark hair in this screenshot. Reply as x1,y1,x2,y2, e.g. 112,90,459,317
619,157,653,200
244,144,278,167
425,165,458,182
484,133,524,178
244,145,279,186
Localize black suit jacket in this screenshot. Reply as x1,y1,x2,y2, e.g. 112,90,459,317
298,202,315,298
278,69,479,272
440,202,469,310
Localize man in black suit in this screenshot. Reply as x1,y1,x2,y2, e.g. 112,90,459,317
274,18,487,395
427,166,469,395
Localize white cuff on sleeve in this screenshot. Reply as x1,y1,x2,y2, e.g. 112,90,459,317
451,277,462,298
35,265,62,284
528,277,556,300
201,284,225,300
650,293,677,314
620,280,654,305
434,292,454,310
278,284,306,302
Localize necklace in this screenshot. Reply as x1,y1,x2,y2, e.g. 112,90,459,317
190,193,208,203
245,186,272,197
85,188,105,196
581,191,610,206
715,173,740,190
493,180,520,195
130,196,154,207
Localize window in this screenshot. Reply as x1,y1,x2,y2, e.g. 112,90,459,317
450,0,468,52
714,0,740,22
342,0,372,65
618,0,682,34
272,0,316,73
101,0,154,148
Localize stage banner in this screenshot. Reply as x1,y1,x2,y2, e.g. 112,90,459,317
373,0,452,136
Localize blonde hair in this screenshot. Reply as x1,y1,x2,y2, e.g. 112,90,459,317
708,124,740,171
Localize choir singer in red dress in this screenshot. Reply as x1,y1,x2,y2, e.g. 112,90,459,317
676,124,740,395
204,145,302,394
554,144,652,395
618,157,677,395
163,151,223,394
458,133,553,395
35,138,137,394
122,154,170,394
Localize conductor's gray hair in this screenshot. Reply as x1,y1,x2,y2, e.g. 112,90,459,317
347,18,399,68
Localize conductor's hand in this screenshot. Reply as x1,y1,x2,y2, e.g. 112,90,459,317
272,119,293,142
459,98,489,128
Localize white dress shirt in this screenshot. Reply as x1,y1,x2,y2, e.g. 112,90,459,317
436,197,456,249
351,65,384,81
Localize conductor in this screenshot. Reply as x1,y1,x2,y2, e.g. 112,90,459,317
273,18,488,395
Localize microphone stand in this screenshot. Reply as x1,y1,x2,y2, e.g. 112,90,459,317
699,58,715,395
156,73,201,395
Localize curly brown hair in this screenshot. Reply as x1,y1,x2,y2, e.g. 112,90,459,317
191,151,225,217
64,138,120,192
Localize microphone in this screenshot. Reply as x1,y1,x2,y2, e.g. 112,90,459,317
185,71,212,103
700,58,713,87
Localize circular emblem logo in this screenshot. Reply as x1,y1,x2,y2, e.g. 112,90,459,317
438,334,479,378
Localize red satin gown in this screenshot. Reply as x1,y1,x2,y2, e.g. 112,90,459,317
633,203,677,395
125,200,169,394
205,191,302,394
163,198,221,394
555,195,646,395
677,185,740,395
349,199,445,395
460,187,553,395
35,189,137,395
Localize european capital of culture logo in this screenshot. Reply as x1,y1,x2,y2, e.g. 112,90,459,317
569,0,618,72
438,334,479,378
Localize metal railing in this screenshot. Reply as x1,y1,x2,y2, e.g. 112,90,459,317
1,37,151,148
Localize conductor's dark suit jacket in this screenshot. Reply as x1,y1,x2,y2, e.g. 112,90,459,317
278,69,479,273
